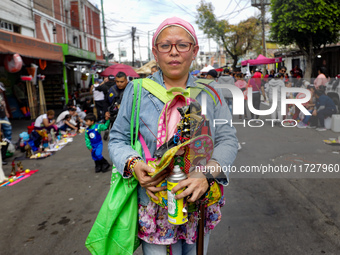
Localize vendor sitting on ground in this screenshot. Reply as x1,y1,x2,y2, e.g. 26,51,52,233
56,108,78,131
34,110,58,132
312,89,337,131
58,114,78,132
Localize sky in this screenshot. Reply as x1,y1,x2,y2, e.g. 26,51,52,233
88,0,262,65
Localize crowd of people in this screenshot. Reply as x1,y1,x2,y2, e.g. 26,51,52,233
200,65,338,131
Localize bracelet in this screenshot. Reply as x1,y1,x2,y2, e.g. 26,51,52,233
204,169,215,187
127,156,143,173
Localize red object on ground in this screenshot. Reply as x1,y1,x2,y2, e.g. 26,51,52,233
27,125,34,134
100,64,140,77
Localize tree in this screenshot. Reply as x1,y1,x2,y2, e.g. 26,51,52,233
270,0,340,78
196,1,261,69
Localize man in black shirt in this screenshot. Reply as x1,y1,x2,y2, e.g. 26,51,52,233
95,75,115,111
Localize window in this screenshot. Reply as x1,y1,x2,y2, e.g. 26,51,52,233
0,20,20,33
13,24,20,33
0,20,14,32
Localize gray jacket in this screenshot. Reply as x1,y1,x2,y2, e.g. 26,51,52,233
218,75,235,98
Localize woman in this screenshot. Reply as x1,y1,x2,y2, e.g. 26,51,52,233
314,66,328,89
34,110,57,132
267,73,285,125
109,17,238,255
249,70,266,120
297,85,317,128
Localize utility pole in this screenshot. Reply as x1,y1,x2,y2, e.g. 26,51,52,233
131,27,136,67
101,0,108,65
148,31,151,61
251,0,270,72
260,0,266,57
251,0,270,56
137,36,142,67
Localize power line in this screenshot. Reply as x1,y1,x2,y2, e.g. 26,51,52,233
228,1,251,20
217,5,252,19
169,0,196,18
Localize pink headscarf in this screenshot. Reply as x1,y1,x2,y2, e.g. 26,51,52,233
152,17,198,47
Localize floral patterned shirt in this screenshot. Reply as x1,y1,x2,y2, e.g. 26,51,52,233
138,196,225,245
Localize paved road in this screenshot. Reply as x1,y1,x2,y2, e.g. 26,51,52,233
0,119,340,254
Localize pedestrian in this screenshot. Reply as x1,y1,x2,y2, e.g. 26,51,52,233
151,65,159,75
267,73,285,125
206,69,218,81
217,68,235,113
34,110,58,132
313,89,337,131
82,97,93,114
0,82,12,141
107,72,128,113
314,66,328,89
234,73,248,119
90,79,105,122
249,69,267,121
108,16,238,255
95,74,115,113
297,85,316,128
84,113,110,173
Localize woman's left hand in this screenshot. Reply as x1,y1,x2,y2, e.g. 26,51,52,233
171,171,209,203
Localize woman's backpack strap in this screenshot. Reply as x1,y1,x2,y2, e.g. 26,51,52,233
140,78,172,103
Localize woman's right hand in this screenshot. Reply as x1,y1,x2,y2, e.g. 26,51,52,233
134,161,168,201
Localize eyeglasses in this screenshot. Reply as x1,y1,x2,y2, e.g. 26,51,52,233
155,42,193,53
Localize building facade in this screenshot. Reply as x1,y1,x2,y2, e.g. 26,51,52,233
0,0,103,115
33,0,103,60
0,0,35,37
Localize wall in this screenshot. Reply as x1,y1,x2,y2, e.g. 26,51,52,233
0,0,35,37
32,0,102,59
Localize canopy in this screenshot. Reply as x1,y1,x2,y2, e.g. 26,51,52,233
200,65,214,73
241,54,282,67
0,29,63,62
135,60,156,75
101,64,140,77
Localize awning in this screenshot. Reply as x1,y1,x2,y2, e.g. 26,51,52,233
0,29,63,62
56,43,96,62
241,54,282,67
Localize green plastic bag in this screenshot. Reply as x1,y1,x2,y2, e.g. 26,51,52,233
85,80,142,255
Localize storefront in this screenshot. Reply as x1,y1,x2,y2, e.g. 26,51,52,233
56,43,97,104
0,29,63,118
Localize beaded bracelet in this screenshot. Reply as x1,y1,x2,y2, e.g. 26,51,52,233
129,157,143,173
124,156,143,179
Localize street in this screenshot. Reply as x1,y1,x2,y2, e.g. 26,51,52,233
1,117,340,255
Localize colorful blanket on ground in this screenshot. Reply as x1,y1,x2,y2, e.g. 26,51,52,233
0,170,39,187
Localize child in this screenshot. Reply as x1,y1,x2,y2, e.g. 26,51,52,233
84,113,110,173
58,114,77,132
